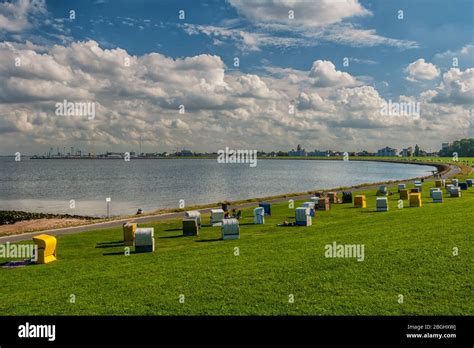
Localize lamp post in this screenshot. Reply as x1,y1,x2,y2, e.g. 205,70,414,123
106,197,111,218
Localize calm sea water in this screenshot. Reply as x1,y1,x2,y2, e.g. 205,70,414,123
0,157,436,217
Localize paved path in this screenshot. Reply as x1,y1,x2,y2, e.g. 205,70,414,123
0,162,461,243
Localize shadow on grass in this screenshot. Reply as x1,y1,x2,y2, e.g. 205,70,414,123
160,234,186,239
103,251,136,256
195,238,222,243
95,241,125,248
164,228,181,232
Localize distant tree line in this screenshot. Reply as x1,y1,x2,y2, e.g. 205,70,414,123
439,138,474,157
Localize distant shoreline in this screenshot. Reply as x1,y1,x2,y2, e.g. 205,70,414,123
3,154,468,163
0,158,452,239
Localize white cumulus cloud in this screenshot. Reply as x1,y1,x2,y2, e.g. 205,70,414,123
431,68,474,105
228,0,371,27
405,59,440,81
0,40,471,154
0,0,46,32
309,60,358,88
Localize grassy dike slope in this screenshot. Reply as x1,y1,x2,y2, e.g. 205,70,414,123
0,173,472,315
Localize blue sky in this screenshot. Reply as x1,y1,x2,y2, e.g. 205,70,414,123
35,0,474,98
0,0,472,154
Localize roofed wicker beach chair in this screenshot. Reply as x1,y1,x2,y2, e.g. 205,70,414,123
135,228,155,253
318,197,330,211
301,202,316,216
376,197,389,212
450,186,462,198
259,202,271,216
354,195,366,208
432,190,443,203
221,218,240,240
210,209,224,226
377,185,388,196
182,218,199,236
253,207,264,224
295,207,312,226
342,191,352,204
409,193,422,207
185,210,201,226
400,189,409,200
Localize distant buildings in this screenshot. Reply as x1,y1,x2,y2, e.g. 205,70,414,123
174,149,193,156
288,149,307,156
32,141,465,160
401,147,413,157
290,145,383,157
377,146,398,157
356,150,376,156
288,144,307,157
307,150,330,156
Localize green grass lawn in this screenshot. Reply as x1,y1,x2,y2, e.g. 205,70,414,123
1,174,473,315
272,155,474,167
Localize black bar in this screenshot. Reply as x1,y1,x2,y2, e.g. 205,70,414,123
0,316,472,346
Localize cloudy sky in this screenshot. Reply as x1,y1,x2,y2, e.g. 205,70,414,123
0,0,473,155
